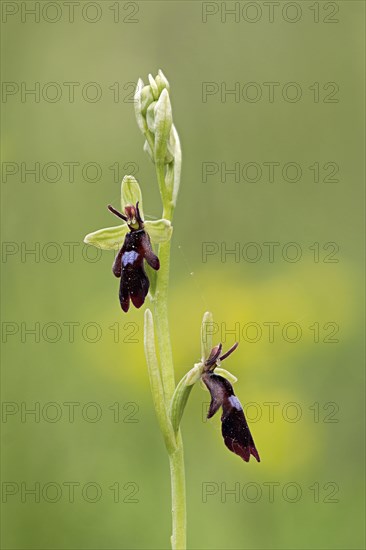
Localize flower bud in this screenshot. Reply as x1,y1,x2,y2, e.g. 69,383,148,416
134,71,181,210
140,85,154,116
154,74,164,95
148,73,159,99
154,89,173,164
146,102,157,133
134,79,145,134
157,69,170,92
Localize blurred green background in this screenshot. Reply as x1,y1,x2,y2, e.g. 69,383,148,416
1,1,365,549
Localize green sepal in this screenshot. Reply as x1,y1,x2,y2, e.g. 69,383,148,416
84,224,128,250
121,175,144,216
84,219,173,250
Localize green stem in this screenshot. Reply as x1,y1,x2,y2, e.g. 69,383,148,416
153,240,187,549
169,435,186,550
149,164,186,550
156,162,169,210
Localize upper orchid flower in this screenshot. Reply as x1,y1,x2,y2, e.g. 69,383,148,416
84,175,172,311
107,201,160,312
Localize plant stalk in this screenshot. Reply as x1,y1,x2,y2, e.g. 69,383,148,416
153,239,187,550
148,161,186,549
169,433,186,550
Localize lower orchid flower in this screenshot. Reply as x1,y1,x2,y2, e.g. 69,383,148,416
202,343,260,463
169,315,261,465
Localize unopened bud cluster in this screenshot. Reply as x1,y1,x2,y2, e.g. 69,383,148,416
134,70,182,208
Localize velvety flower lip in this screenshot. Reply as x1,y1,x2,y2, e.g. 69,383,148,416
108,201,160,313
202,343,260,463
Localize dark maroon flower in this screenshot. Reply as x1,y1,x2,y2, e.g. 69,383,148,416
108,202,160,312
202,343,260,463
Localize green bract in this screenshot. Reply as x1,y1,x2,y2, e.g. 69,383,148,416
170,374,193,435
184,363,204,386
144,309,176,453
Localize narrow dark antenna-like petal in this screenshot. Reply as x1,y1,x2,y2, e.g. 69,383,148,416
219,342,239,362
108,204,128,221
205,343,223,368
135,201,144,224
